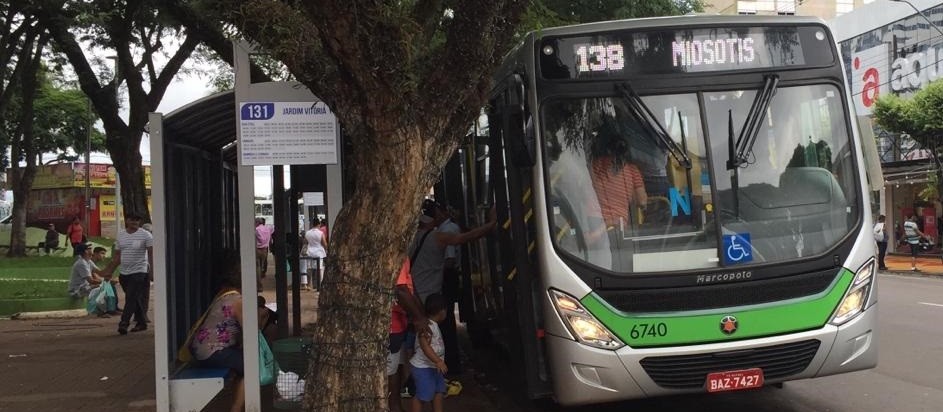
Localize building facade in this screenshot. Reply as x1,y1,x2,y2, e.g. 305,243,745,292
831,0,943,252
705,0,874,19
12,162,152,237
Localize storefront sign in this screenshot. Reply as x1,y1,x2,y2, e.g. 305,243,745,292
27,189,84,221
33,163,151,189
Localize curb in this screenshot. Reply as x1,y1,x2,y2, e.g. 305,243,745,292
7,308,88,320
881,270,943,278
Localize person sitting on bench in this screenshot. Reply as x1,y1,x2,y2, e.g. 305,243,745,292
44,223,60,255
67,244,103,298
187,250,271,412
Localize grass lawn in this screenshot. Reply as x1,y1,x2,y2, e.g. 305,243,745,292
0,256,75,279
0,227,115,301
0,279,69,299
0,256,75,299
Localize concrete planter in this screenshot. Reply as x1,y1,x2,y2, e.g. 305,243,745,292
0,297,85,317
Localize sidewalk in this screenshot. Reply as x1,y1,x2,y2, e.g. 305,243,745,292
883,253,943,275
0,270,496,412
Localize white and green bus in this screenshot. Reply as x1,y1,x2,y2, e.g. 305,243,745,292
451,15,878,406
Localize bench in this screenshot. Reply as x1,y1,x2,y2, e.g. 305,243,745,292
169,366,230,412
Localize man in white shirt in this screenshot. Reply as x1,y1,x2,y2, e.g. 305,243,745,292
102,213,154,335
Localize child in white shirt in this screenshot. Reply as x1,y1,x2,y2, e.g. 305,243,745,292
409,293,448,412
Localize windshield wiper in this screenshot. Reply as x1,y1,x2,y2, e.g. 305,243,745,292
617,82,692,169
727,109,741,217
726,74,779,170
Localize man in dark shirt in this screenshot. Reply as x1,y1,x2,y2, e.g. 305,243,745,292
44,223,60,255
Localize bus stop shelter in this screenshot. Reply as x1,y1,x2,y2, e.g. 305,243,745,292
149,42,343,412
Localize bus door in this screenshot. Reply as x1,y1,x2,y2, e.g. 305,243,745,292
487,73,552,399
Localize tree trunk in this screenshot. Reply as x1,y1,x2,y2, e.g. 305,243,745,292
104,127,150,223
303,125,446,412
7,164,36,257
6,33,45,257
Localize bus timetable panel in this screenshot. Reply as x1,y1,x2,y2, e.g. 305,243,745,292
539,25,835,80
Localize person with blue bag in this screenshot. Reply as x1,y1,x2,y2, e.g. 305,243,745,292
183,249,275,412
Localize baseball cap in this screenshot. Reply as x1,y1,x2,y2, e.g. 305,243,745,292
74,243,91,255
421,199,447,217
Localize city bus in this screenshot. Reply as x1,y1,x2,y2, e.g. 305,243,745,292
448,15,878,406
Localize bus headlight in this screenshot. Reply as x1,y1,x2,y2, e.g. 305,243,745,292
550,289,624,350
831,259,875,325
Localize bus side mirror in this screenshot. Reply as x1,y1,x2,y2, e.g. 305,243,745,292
506,74,536,167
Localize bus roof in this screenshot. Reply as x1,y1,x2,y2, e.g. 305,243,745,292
525,14,828,40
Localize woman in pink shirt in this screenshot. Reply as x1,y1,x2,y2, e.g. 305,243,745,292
67,216,85,256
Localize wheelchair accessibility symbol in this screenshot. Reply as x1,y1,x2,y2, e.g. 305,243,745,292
723,233,752,265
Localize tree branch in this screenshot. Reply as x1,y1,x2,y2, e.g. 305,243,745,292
147,31,200,109
410,0,444,44
159,0,272,82
35,2,127,134
420,0,528,137
138,23,159,83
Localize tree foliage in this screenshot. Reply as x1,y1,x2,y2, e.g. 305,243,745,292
872,93,920,138
3,68,106,163
521,0,705,32
35,0,202,222
873,79,943,140
0,1,37,171
873,80,943,201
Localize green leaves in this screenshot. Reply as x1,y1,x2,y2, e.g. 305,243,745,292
873,79,943,140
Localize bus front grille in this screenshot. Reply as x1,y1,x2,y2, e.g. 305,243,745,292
638,339,821,389
597,269,837,312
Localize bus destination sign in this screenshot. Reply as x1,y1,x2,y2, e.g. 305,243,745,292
541,26,832,80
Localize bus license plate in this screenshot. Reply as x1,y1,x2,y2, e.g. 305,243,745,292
705,368,764,393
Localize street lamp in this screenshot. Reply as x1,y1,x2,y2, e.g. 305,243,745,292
890,0,943,38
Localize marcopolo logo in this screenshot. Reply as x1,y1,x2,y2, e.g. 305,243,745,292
696,271,752,284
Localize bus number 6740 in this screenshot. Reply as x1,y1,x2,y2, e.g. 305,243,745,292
630,322,668,339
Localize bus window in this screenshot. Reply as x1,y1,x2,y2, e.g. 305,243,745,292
543,93,716,273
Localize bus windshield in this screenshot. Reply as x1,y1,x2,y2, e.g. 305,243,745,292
543,83,858,274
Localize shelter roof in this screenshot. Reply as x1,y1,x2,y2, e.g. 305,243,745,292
162,90,236,152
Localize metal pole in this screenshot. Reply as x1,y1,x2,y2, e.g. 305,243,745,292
85,101,92,232
115,173,121,238
891,0,943,37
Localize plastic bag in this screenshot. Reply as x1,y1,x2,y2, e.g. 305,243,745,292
276,370,305,402
259,332,279,385
100,282,118,313
86,286,104,315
